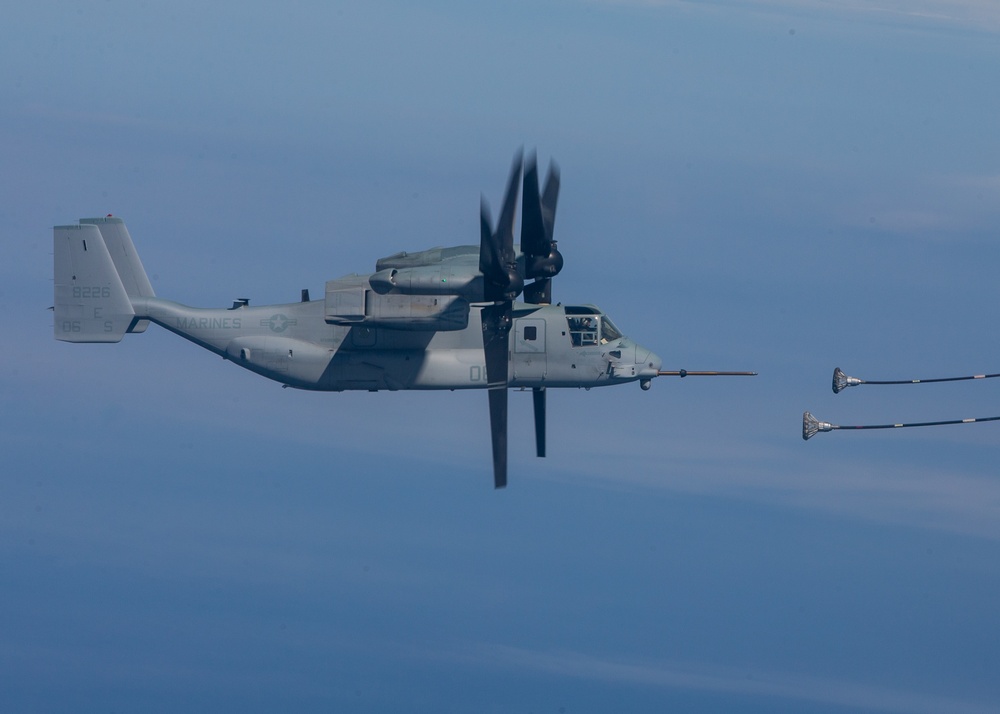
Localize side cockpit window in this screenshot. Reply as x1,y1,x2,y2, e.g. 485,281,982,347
567,316,599,347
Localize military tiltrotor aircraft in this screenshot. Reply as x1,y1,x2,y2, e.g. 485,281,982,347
54,151,755,488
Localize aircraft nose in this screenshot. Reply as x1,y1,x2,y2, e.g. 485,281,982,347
635,345,662,376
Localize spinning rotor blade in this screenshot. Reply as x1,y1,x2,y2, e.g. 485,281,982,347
520,153,562,305
479,199,497,284
482,300,513,489
478,152,562,485
477,152,536,488
803,410,1000,440
488,387,508,489
519,154,561,451
480,152,524,302
495,151,522,269
832,367,1000,394
532,387,546,458
521,156,546,257
540,162,560,244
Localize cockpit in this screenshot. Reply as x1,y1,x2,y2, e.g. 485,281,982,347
564,305,624,347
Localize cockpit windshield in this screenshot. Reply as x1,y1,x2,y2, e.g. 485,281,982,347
601,316,623,342
566,311,624,347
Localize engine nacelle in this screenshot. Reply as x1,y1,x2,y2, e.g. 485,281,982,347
325,282,470,331
369,266,483,299
374,245,476,270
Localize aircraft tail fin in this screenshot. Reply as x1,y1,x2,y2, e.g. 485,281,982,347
54,219,141,342
80,216,154,332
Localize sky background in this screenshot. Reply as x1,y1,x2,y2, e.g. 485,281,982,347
3,1,1000,712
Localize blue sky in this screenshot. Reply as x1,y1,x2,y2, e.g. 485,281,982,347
3,1,1000,712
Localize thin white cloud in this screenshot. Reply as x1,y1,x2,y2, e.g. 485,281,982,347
943,172,1000,195
844,171,1000,236
460,644,997,714
541,434,1000,541
853,208,965,234
592,0,1000,34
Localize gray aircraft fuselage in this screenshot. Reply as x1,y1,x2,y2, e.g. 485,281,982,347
130,295,662,393
53,217,662,394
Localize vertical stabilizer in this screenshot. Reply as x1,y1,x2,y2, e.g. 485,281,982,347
54,223,136,342
80,216,154,332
